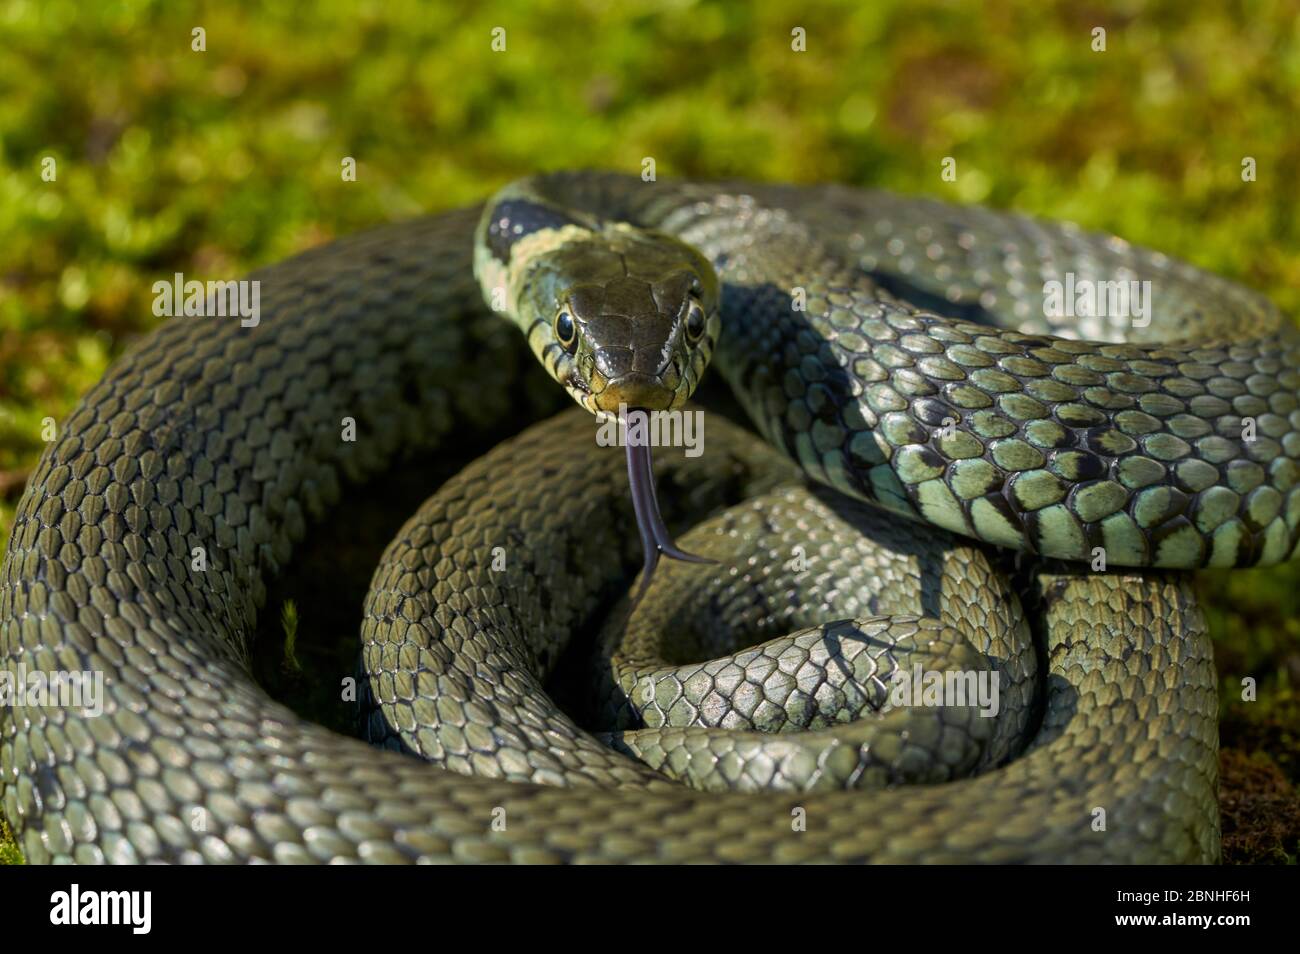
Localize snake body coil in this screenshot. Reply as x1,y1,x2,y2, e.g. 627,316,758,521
5,171,1287,863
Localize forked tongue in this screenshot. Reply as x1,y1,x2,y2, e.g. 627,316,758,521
625,428,713,604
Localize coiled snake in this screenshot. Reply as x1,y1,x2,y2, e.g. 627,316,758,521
5,171,1292,863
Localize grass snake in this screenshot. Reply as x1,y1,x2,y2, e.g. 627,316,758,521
4,171,1291,862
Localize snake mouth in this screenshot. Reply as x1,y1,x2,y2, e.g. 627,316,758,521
596,374,677,413
625,422,714,602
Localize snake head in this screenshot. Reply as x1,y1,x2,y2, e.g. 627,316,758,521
480,203,721,413
551,226,721,415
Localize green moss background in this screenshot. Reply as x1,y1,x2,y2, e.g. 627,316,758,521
1,0,1297,863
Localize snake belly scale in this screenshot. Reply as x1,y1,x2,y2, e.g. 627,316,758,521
6,169,1287,863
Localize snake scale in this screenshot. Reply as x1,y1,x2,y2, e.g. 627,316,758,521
5,170,1293,863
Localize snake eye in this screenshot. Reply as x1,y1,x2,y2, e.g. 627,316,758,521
684,301,707,343
555,310,577,352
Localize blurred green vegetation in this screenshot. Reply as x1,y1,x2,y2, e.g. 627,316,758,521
1,0,1297,864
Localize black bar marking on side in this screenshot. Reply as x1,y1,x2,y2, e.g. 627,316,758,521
486,199,584,264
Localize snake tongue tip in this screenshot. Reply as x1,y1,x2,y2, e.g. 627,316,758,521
624,436,713,600
656,541,716,565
